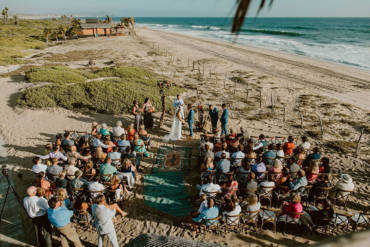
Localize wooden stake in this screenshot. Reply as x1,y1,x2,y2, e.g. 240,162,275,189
283,106,286,122
192,61,195,71
299,110,303,129
355,128,364,157
271,91,274,113
259,90,262,109
317,113,324,140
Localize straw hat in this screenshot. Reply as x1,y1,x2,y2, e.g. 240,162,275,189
273,159,283,169
340,174,352,183
116,120,122,127
102,123,108,128
276,150,285,158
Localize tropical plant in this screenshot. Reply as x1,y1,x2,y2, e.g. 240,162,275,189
104,15,112,24
14,15,18,25
2,7,9,22
232,0,274,33
58,25,68,40
43,28,52,45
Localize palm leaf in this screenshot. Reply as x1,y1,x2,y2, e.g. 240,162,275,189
232,0,274,34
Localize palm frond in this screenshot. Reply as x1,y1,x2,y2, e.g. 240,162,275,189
232,0,274,34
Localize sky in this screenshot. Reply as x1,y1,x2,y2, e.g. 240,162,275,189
1,0,370,17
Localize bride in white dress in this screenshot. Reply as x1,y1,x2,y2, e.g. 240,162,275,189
163,103,184,142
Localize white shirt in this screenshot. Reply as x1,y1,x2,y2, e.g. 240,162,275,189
32,163,47,174
92,204,116,235
65,165,79,179
302,141,311,150
88,182,105,197
199,183,221,196
215,151,230,159
223,204,242,224
40,151,67,161
112,126,126,137
23,196,49,218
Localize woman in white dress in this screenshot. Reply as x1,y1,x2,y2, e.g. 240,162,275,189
163,105,185,142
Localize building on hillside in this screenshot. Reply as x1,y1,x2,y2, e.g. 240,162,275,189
79,18,126,37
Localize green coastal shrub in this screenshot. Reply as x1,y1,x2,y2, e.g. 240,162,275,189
24,66,99,84
18,66,185,114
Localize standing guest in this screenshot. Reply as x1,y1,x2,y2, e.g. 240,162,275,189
220,104,229,136
112,121,126,141
47,197,83,247
23,186,52,247
143,97,154,129
40,146,68,162
209,105,219,131
32,156,48,174
46,158,63,182
92,195,127,247
132,100,142,131
283,136,295,157
187,103,195,137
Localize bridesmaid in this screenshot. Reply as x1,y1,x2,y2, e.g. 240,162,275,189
132,100,142,131
142,97,154,129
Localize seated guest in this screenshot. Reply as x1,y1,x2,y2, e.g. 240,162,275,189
83,160,96,181
92,133,111,149
225,174,238,198
215,145,230,160
78,136,90,152
94,147,107,166
301,136,311,152
263,144,276,167
119,159,136,189
133,133,149,157
308,174,331,201
70,170,88,190
276,143,286,163
283,136,295,157
251,156,266,180
103,135,114,153
243,194,261,218
289,170,308,192
138,124,151,146
37,172,52,198
41,146,68,162
112,120,126,140
231,145,245,168
46,158,63,182
88,176,105,198
258,174,275,194
117,134,131,152
108,146,122,166
55,134,62,148
107,175,130,202
55,172,68,189
330,174,354,199
269,159,283,181
310,199,334,226
100,158,117,180
308,147,321,161
56,188,71,209
47,197,83,247
91,195,127,247
23,186,52,247
91,121,98,137
253,134,268,153
61,132,74,151
306,161,320,183
64,158,80,180
246,173,258,196
201,157,215,181
203,144,214,163
222,196,242,224
32,156,47,174
100,123,110,136
289,162,300,179
192,198,219,230
294,146,306,166
67,145,90,162
126,123,136,141
279,194,303,220
200,136,214,152
199,176,221,196
122,146,136,160
216,153,230,174
319,157,331,174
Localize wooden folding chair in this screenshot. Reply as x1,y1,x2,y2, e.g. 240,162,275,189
71,188,84,200
200,216,222,234
327,211,353,233
351,211,370,231
100,174,112,185
300,185,313,207
258,186,275,207
333,189,354,210
241,209,260,232
260,207,280,233
313,186,332,206
222,214,242,233
88,190,105,203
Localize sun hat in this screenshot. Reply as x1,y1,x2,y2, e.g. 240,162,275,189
276,150,285,158
273,159,283,169
340,174,352,183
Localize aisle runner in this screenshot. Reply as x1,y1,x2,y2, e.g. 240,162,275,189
144,171,192,217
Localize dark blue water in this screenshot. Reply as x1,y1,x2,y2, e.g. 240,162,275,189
114,17,370,70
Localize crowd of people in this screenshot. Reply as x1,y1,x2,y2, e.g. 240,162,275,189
190,124,357,234
21,97,361,246
24,114,153,247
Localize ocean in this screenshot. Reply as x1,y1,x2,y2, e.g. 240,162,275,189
119,17,370,71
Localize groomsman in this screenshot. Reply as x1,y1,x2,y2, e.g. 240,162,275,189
220,103,229,136
187,104,195,137
209,105,219,131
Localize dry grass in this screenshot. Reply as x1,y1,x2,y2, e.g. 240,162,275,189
45,49,111,62
326,140,357,154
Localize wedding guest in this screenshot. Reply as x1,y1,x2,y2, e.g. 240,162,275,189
40,146,67,162
112,120,126,141
143,97,154,129
209,105,219,131
132,100,142,131
32,156,48,174
187,103,195,137
220,104,229,136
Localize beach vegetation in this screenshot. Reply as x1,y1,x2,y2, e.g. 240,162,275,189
18,66,185,114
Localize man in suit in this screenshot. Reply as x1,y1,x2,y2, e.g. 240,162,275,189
220,103,229,136
187,103,195,137
209,105,219,131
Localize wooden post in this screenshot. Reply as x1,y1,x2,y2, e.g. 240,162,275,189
283,106,286,122
259,90,262,109
224,79,226,89
355,128,364,157
187,57,190,67
192,61,195,71
246,89,249,103
202,61,205,76
317,113,324,140
271,91,274,113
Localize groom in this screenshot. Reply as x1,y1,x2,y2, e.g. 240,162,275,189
187,104,194,137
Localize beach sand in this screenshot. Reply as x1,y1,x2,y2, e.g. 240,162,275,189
0,27,369,246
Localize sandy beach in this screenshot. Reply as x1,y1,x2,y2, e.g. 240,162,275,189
0,26,369,246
